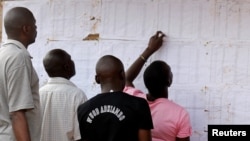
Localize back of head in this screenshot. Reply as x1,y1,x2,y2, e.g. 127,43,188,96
95,55,125,92
4,7,34,37
143,60,172,97
43,49,75,79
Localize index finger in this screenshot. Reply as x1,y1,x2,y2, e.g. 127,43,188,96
155,31,162,37
156,31,166,39
159,32,166,39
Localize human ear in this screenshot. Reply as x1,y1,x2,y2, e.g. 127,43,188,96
167,79,172,87
22,25,29,33
167,80,170,87
64,63,70,71
95,75,100,84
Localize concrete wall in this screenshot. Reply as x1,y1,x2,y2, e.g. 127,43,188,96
3,0,250,141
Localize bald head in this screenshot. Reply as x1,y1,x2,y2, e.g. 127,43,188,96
95,55,125,92
4,7,35,35
4,7,37,47
96,55,124,75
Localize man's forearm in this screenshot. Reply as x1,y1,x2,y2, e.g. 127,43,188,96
125,53,147,87
125,31,165,87
10,110,31,141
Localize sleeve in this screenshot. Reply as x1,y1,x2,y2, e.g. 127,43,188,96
7,62,34,112
73,91,88,140
176,109,192,138
137,98,153,130
77,101,91,140
72,110,81,140
123,86,147,99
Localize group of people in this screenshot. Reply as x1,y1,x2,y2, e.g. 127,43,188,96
0,7,192,141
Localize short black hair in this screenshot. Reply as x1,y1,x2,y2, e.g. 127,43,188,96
43,49,69,77
143,60,171,97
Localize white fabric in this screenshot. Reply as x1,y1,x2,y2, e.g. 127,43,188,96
39,77,88,141
0,39,41,141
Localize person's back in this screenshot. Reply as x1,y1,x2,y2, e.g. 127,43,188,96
148,97,191,141
125,87,192,141
40,49,87,141
125,31,192,141
77,55,153,141
78,91,151,141
124,86,191,141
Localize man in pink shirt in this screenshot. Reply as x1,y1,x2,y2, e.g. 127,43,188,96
124,31,192,141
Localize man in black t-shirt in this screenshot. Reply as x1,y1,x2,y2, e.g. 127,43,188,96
77,55,153,141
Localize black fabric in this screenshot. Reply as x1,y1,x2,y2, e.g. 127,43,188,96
77,91,153,141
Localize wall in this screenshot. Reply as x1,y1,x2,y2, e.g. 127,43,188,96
2,0,250,141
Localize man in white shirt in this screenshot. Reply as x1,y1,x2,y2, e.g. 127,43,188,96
0,7,41,141
39,49,88,141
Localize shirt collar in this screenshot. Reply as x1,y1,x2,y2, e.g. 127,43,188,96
47,77,77,87
3,39,32,58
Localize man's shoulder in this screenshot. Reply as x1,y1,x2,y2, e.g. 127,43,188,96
0,44,23,56
119,91,148,105
123,86,146,99
164,99,190,114
40,83,85,95
77,96,92,112
68,85,85,95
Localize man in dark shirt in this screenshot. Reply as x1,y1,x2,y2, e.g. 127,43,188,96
77,55,153,141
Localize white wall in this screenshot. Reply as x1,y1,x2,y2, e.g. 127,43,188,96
3,0,250,140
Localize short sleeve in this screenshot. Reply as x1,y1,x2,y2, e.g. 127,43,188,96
8,65,34,112
137,98,153,130
73,91,88,140
123,86,146,99
176,110,192,138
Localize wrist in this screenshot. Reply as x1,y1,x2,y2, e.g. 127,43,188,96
140,55,147,62
141,49,153,60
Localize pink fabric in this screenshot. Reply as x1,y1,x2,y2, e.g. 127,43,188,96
124,86,192,141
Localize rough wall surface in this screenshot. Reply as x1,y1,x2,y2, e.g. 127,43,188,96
2,0,250,141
